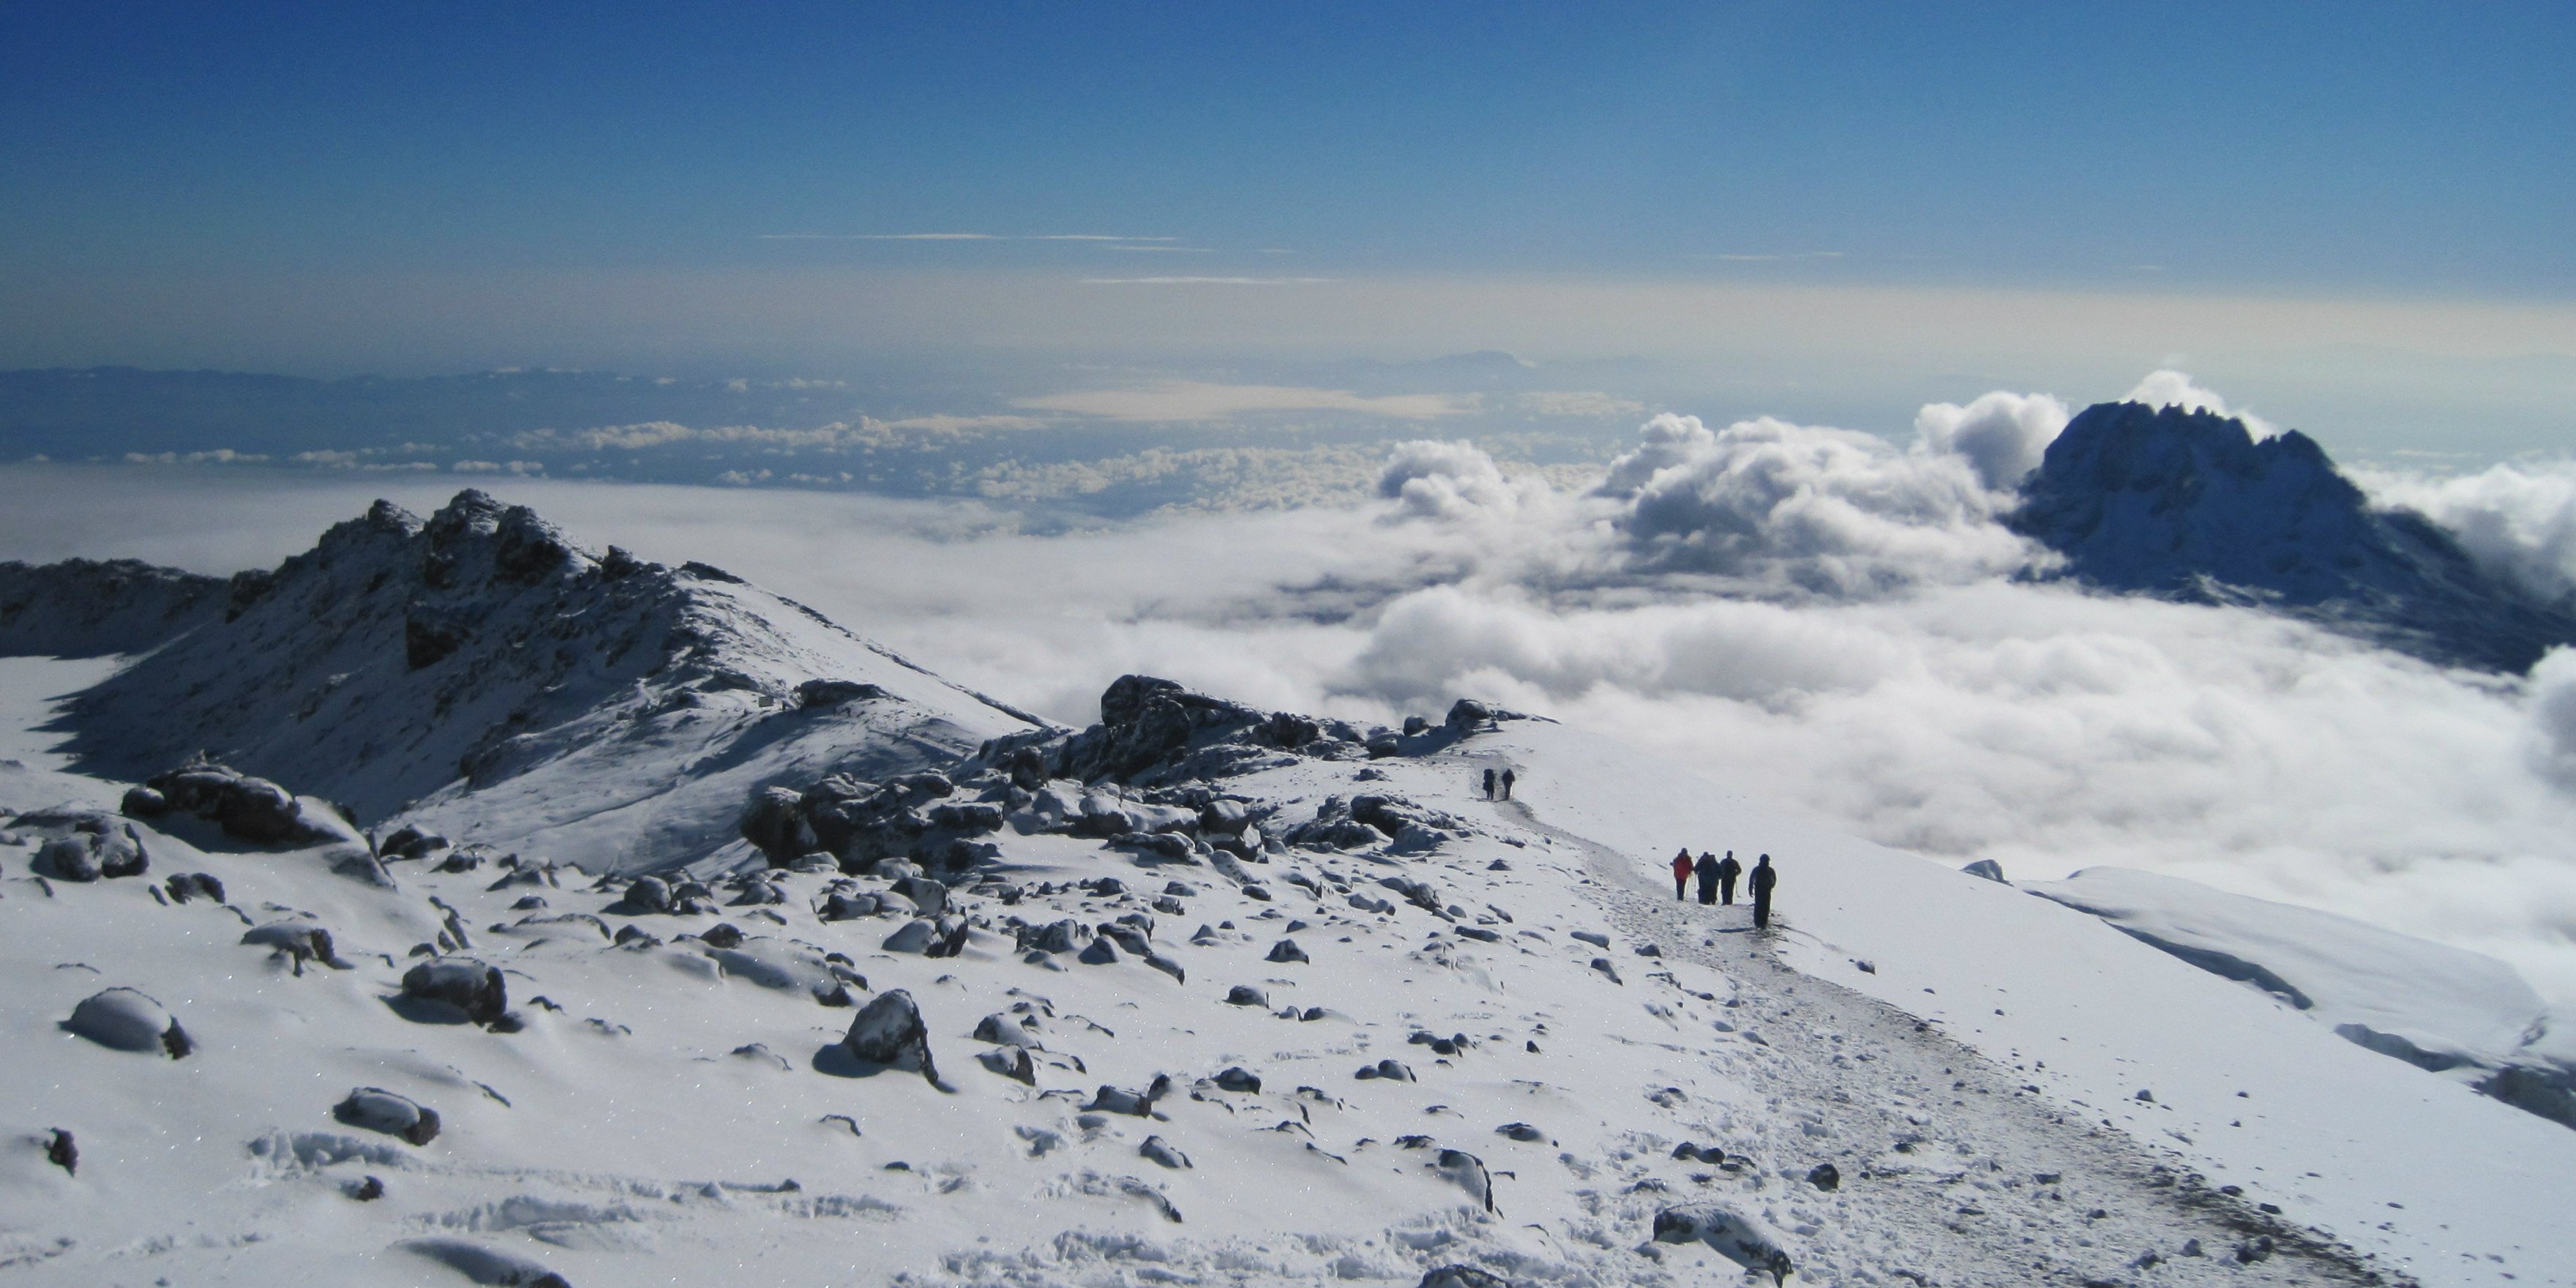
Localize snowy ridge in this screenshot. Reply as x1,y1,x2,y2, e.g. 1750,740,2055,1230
40,490,1041,872
0,557,230,659
2023,867,2576,1129
2007,402,2576,673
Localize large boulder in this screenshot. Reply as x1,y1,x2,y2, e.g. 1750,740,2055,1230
124,757,341,846
64,987,192,1057
399,958,509,1025
841,989,938,1085
32,817,148,881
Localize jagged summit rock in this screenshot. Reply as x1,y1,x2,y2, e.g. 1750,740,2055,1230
39,490,1043,872
2008,401,2576,672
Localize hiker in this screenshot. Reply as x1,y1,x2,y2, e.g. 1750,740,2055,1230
1669,849,1693,900
1499,768,1515,800
1750,853,1776,929
1481,767,1496,799
1715,850,1742,905
1693,851,1719,905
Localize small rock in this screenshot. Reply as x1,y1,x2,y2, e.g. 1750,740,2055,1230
1496,1122,1544,1142
164,871,226,903
1962,858,2007,883
345,1174,386,1201
1225,985,1270,1008
1077,936,1123,965
1570,930,1609,948
700,922,744,950
45,1128,75,1175
1138,1135,1191,1169
1213,1066,1262,1093
1355,1058,1414,1082
1807,1162,1839,1191
1265,938,1309,964
334,1087,442,1145
881,919,937,954
1418,1266,1506,1288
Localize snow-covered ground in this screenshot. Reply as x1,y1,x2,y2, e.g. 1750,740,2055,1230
9,651,2572,1286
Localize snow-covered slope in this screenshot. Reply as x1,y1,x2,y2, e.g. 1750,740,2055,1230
2007,401,2576,672
2023,866,2576,1129
31,490,1042,873
10,654,2576,1287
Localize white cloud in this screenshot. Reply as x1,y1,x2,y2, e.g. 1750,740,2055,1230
1516,391,1648,418
1077,276,1334,285
2125,368,2282,437
1912,389,2071,493
2351,457,2576,604
1014,381,1469,422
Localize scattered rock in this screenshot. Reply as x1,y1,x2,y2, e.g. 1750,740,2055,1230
976,1046,1037,1085
1496,1122,1545,1142
1265,938,1310,964
1432,1147,1496,1213
242,921,351,972
396,1236,573,1287
31,817,148,882
345,1175,386,1201
399,958,509,1025
1962,858,2007,883
1355,1058,1414,1082
64,987,192,1057
1671,1142,1724,1164
1138,1135,1192,1169
1654,1202,1796,1285
1419,1266,1506,1288
842,989,938,1085
1213,1066,1262,1093
164,871,225,903
1807,1161,1840,1191
379,825,449,861
700,922,744,949
334,1087,442,1145
45,1128,75,1175
1225,985,1270,1008
881,919,937,954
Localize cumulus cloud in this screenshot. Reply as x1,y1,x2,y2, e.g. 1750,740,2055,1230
1912,390,2070,493
1375,440,1551,521
2125,369,2281,438
2351,458,2576,604
1590,413,2043,595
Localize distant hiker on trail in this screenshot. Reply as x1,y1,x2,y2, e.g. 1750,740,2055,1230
1669,849,1693,900
1715,850,1742,905
1481,767,1497,799
1693,851,1719,905
1499,768,1515,800
1750,853,1776,929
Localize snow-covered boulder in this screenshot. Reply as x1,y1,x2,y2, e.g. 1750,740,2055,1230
31,815,148,881
398,957,509,1025
1654,1201,1795,1284
122,757,344,846
841,988,938,1084
332,1087,441,1145
64,987,192,1057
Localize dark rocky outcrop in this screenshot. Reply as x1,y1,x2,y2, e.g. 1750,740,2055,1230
399,958,509,1025
841,989,938,1085
124,757,341,845
2010,402,2576,673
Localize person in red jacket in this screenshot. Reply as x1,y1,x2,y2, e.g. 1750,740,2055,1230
1669,848,1693,900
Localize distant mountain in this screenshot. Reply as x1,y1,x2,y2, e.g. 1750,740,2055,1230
0,558,231,659
21,490,1042,870
2007,401,2576,672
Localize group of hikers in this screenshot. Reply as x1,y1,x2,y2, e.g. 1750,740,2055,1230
1479,766,1515,800
1670,848,1777,929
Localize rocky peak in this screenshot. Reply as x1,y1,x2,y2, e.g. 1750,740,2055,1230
2010,402,2576,672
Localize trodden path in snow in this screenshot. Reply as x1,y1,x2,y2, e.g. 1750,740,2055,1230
1490,787,2408,1288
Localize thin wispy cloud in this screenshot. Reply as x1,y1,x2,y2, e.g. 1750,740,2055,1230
1013,381,1467,422
1107,244,1213,253
757,233,1182,243
1699,250,1847,262
1079,276,1331,285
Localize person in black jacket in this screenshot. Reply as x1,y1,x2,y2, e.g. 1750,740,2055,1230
1750,853,1776,929
1481,767,1496,799
1693,852,1719,905
1715,850,1742,905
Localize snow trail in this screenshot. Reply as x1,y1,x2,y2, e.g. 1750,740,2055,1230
1494,787,2405,1286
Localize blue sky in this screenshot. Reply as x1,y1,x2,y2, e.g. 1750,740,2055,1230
4,1,2574,450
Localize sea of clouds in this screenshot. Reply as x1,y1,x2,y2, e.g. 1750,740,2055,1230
9,372,2576,1003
